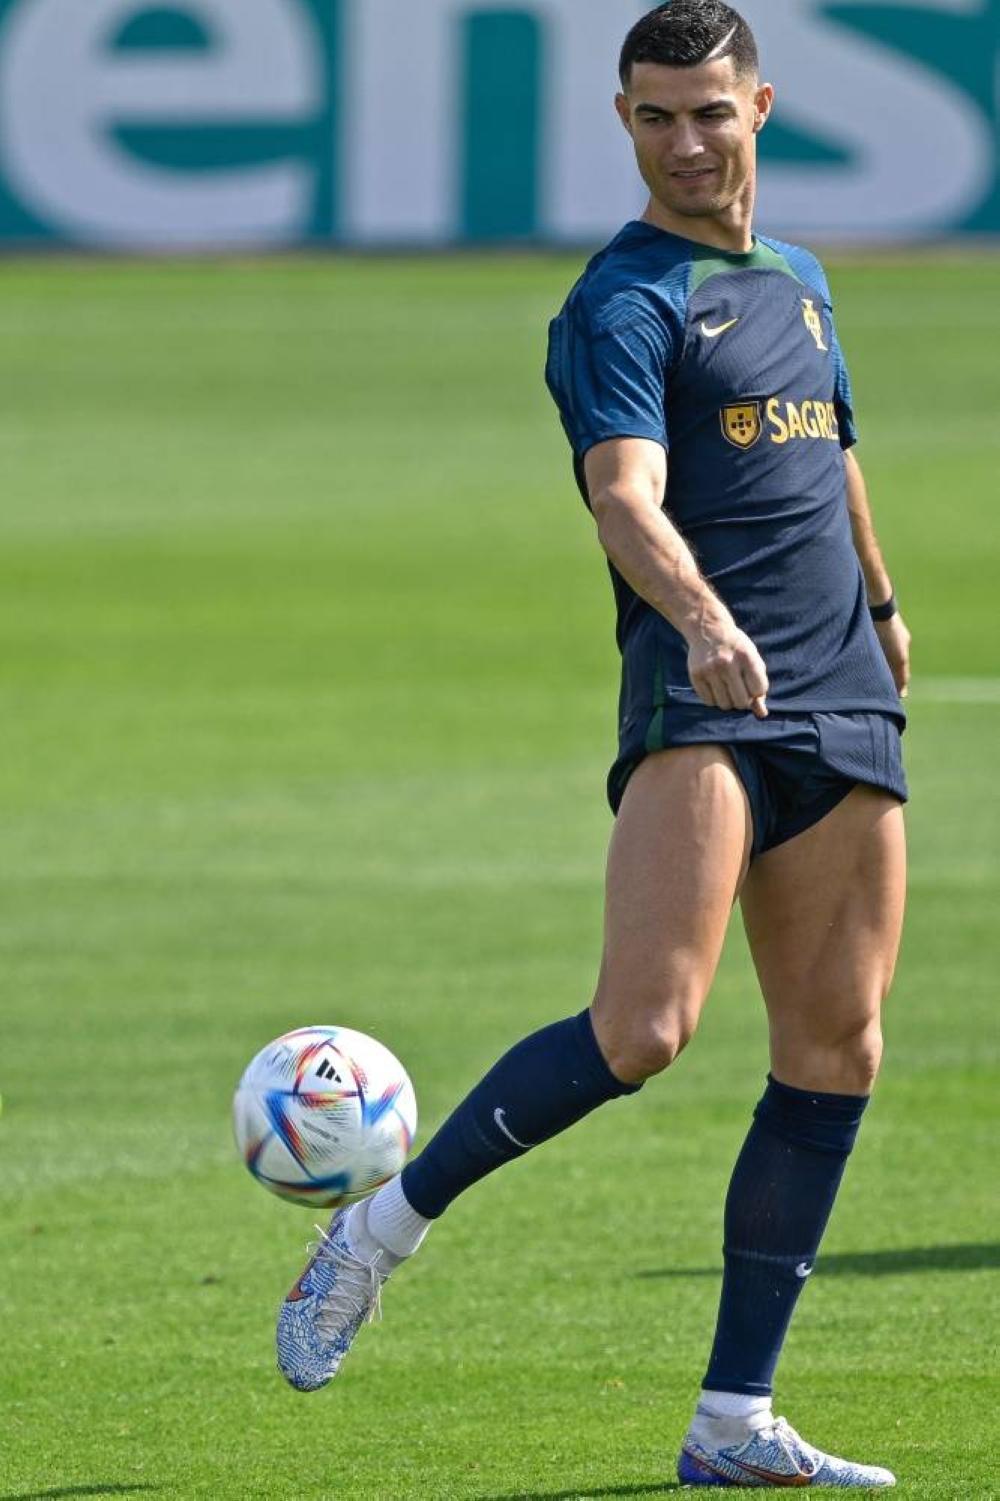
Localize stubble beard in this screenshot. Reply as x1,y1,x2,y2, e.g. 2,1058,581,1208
666,189,730,218
656,159,753,225
659,180,734,219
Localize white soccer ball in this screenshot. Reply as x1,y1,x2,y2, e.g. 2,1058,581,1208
232,1025,417,1208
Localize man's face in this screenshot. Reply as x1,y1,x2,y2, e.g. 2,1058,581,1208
616,56,773,223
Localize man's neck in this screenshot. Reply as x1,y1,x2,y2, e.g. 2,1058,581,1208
641,178,757,253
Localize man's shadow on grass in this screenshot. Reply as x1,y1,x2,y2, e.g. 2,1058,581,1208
636,1240,999,1280
0,1486,159,1500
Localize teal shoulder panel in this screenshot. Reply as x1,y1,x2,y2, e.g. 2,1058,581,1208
689,239,800,295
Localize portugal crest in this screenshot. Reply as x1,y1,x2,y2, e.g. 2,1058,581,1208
721,401,762,449
801,297,828,351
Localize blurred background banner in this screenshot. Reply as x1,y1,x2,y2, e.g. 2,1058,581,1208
0,0,995,248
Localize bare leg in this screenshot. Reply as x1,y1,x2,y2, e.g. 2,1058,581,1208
591,745,752,1083
741,785,906,1093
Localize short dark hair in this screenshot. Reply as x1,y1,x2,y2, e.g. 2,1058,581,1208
619,1,758,89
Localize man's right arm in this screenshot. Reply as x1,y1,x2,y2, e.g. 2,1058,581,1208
584,436,769,717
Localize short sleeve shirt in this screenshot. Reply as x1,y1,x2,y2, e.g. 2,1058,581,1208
545,222,900,739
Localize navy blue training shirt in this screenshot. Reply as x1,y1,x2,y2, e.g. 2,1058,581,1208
545,221,903,792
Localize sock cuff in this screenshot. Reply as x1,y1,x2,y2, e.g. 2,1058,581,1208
700,1380,775,1399
754,1072,869,1155
574,1009,643,1097
722,1244,816,1277
400,1160,443,1221
697,1390,774,1419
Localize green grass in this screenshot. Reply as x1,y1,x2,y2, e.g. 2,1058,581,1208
0,253,997,1500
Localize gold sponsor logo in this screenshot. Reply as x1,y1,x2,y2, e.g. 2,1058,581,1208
801,297,828,351
766,397,840,445
720,401,762,449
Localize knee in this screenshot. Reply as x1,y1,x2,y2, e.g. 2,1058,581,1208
775,1015,884,1096
591,995,699,1085
835,1020,883,1093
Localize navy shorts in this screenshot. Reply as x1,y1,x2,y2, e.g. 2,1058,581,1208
610,709,907,859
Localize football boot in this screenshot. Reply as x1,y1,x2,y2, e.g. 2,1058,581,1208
276,1206,387,1392
678,1413,896,1487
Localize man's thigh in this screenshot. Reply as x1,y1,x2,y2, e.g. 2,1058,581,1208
592,745,752,1082
740,784,906,1093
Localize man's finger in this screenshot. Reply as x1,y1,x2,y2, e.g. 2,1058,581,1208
737,654,768,714
742,659,769,702
711,676,736,712
891,651,909,697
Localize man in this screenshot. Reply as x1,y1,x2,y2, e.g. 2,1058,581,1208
275,2,911,1487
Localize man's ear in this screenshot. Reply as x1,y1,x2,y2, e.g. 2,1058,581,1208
752,82,774,133
615,91,634,136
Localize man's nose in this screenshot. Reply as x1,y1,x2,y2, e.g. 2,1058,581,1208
672,120,704,158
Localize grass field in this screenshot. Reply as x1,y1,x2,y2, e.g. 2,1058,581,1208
0,251,997,1500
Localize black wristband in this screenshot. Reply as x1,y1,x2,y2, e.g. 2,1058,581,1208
869,592,897,622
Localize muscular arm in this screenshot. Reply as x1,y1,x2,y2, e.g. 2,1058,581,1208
844,448,911,697
584,437,769,716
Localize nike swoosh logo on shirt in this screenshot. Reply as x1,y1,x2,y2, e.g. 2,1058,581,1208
701,318,739,338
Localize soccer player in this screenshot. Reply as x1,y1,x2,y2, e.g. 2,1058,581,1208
276,2,911,1487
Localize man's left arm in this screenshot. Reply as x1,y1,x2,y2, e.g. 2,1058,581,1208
843,447,911,698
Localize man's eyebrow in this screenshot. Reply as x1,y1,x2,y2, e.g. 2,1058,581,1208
633,97,736,115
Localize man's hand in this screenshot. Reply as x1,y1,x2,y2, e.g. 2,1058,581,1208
687,619,770,718
874,612,911,699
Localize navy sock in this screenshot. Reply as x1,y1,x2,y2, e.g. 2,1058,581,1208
401,1010,639,1219
703,1074,869,1397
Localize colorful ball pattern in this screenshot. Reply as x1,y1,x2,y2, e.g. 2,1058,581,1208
233,1025,417,1208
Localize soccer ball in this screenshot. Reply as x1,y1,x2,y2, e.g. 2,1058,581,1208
232,1025,417,1208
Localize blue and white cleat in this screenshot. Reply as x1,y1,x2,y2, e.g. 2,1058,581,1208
276,1206,387,1392
678,1415,896,1488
